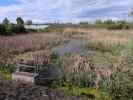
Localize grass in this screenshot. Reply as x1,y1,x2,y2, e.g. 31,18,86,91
0,70,12,80
87,40,127,55
0,28,133,99
0,64,15,80
58,84,111,100
90,40,133,53
0,33,63,55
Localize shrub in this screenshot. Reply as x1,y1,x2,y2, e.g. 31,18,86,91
107,22,130,30
0,24,6,35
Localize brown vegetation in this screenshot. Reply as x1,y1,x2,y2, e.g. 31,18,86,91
0,33,64,64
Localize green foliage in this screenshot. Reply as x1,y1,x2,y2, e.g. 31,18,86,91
107,23,129,30
6,23,16,35
38,27,51,32
95,20,103,24
16,17,24,25
0,24,6,35
16,17,25,33
0,18,12,35
0,64,15,80
2,17,10,26
52,41,133,99
88,41,133,100
58,84,111,100
110,72,133,100
104,20,115,25
94,19,130,30
0,70,11,80
79,22,89,25
0,17,26,36
101,68,133,100
38,25,63,33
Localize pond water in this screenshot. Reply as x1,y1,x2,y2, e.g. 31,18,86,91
25,25,49,29
52,39,88,56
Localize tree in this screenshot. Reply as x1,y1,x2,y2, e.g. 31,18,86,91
0,18,10,35
2,17,10,26
95,19,103,24
79,21,89,25
0,17,27,36
16,17,25,33
0,24,6,35
104,19,115,25
6,23,16,35
16,17,24,25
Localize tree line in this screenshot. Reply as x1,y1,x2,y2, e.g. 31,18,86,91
95,19,130,29
79,19,131,30
0,17,26,36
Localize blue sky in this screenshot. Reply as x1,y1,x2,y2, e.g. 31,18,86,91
0,0,19,6
0,0,133,23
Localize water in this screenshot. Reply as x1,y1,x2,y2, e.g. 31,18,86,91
53,39,88,56
25,25,49,29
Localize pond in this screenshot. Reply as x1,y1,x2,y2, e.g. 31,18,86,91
52,39,88,56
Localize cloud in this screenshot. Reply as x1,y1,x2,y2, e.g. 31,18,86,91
0,0,132,22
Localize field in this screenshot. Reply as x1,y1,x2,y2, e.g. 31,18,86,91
0,27,133,100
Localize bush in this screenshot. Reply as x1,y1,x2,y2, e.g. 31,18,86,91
107,22,130,30
0,24,6,35
107,24,122,30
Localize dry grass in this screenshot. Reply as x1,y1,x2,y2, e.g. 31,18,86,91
0,29,133,99
0,32,65,64
15,50,53,65
62,28,133,44
86,29,133,44
0,33,63,54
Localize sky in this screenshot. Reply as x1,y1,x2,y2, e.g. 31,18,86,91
0,0,133,23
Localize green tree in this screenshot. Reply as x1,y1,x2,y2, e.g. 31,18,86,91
0,18,10,35
16,17,25,33
0,24,6,35
16,17,24,25
79,21,89,25
95,19,103,24
104,19,115,25
2,17,10,26
6,23,16,35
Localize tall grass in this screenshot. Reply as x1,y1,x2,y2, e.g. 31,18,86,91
87,40,131,55
0,33,62,54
